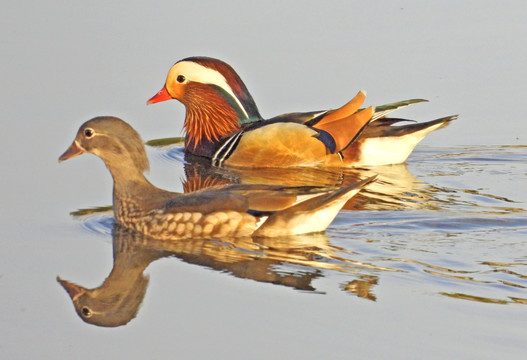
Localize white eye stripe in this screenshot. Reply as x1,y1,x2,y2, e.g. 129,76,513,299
169,61,249,118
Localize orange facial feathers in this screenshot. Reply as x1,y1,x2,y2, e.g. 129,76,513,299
184,83,242,148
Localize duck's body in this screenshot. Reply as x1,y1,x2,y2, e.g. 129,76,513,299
148,56,455,168
59,117,374,239
210,119,354,168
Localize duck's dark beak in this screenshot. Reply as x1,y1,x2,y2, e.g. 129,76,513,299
57,276,86,300
147,86,172,105
59,141,84,162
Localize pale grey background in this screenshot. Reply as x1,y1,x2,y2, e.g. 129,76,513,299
1,1,526,359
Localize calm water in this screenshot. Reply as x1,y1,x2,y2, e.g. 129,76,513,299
75,145,527,308
3,2,527,359
53,145,527,357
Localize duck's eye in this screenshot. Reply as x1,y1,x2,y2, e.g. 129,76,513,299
81,306,92,318
176,75,186,83
84,128,94,138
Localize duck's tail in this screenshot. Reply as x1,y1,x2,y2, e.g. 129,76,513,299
363,115,458,138
340,115,457,166
254,176,376,237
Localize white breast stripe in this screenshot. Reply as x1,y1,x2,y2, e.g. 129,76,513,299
212,134,236,165
219,131,243,166
213,131,243,167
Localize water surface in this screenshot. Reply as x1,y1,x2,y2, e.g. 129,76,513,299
73,145,527,308
2,2,527,359
44,144,527,359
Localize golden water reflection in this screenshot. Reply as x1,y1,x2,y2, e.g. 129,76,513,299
181,154,436,211
178,150,522,213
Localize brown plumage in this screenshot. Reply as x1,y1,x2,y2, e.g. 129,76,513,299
59,116,375,239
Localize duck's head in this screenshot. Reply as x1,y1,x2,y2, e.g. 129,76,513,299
59,116,149,176
148,56,261,121
147,57,262,147
57,275,147,327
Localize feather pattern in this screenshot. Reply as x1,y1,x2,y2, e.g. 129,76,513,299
149,57,456,167
184,83,242,149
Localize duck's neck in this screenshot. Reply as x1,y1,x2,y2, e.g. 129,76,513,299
106,159,152,193
183,84,257,156
184,104,241,156
103,158,162,225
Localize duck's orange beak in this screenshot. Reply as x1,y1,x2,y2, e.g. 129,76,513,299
147,86,172,105
59,141,84,162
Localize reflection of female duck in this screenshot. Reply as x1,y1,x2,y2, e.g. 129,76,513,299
59,116,374,239
57,225,156,327
57,224,381,327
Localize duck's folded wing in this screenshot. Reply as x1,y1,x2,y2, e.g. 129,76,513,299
254,176,376,236
163,184,336,214
163,190,249,214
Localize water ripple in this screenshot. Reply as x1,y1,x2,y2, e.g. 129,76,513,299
67,145,527,305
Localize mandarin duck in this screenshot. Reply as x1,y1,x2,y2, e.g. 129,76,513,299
147,56,456,167
59,116,375,239
57,224,337,326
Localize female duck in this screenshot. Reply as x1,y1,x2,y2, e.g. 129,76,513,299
59,116,374,239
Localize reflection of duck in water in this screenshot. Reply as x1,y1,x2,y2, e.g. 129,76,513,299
57,224,382,327
59,116,374,239
147,56,456,167
181,157,433,211
57,225,155,327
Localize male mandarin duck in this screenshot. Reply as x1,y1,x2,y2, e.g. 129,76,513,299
59,116,375,239
147,56,456,167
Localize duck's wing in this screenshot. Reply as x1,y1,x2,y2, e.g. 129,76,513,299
255,176,376,237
